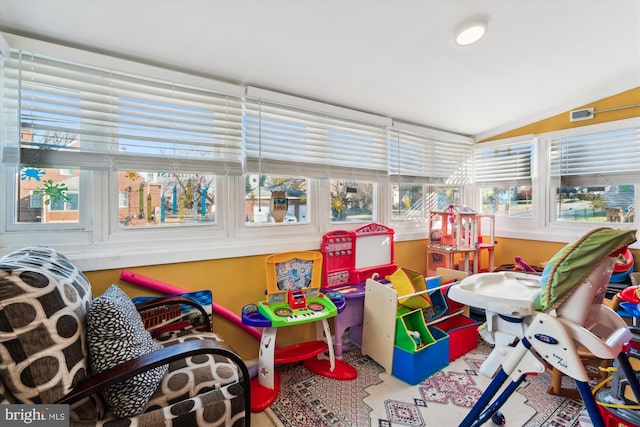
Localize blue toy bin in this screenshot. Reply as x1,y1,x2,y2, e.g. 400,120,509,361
425,276,448,320
392,326,449,385
392,308,449,385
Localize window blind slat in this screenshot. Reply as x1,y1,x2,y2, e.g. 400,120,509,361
550,126,640,176
389,128,473,184
5,50,244,174
245,98,389,179
474,142,533,183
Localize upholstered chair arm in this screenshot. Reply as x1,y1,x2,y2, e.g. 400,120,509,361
56,339,251,413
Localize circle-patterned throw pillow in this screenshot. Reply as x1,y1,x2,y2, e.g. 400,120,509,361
0,246,92,404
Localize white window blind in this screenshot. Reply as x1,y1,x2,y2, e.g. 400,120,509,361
2,50,244,175
549,123,640,185
475,137,534,185
244,93,390,180
389,124,473,184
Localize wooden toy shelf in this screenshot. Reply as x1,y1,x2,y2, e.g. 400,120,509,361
361,268,478,385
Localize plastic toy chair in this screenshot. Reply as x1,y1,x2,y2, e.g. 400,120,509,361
449,227,639,427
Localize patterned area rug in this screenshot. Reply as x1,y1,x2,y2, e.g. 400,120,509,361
266,341,585,426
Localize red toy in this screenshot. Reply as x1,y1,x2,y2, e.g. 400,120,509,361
619,285,640,305
321,222,397,288
287,289,307,309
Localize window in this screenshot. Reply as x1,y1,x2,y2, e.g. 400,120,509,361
391,184,463,221
330,179,373,223
244,174,308,224
555,185,635,222
548,121,639,224
50,192,79,211
119,191,129,209
118,171,216,227
5,34,634,270
480,118,639,243
244,88,390,181
29,191,43,209
391,184,425,220
475,137,534,218
388,124,473,223
427,186,463,212
245,88,391,226
17,166,80,223
4,34,500,270
3,48,243,230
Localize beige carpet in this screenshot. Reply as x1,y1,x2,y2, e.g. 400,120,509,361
265,340,585,426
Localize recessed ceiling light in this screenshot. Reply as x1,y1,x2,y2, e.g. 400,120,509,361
454,19,488,47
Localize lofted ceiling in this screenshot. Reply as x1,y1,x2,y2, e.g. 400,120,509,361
1,0,639,139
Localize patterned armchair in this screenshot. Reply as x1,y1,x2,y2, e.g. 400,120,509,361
0,246,250,426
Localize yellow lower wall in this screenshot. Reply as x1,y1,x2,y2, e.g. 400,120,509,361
84,239,429,360
85,255,268,360
494,237,638,271
83,237,637,360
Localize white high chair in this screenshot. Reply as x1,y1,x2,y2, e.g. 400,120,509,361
448,227,640,427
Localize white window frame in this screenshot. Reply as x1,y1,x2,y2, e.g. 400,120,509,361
540,117,640,243
5,166,91,232
5,34,635,271
473,135,539,239
388,122,474,239
234,175,322,251
480,118,640,248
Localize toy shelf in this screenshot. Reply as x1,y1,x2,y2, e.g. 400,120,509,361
361,268,479,384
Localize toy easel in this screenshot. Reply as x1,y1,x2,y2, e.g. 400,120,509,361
320,223,398,359
321,222,398,289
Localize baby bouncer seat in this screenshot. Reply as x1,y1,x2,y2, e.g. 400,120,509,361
448,227,639,427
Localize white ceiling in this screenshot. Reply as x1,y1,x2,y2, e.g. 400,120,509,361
1,0,639,139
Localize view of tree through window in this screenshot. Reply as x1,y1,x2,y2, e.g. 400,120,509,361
391,184,425,220
330,179,373,223
118,172,216,227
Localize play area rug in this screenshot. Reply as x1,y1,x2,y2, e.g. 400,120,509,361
265,340,585,426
